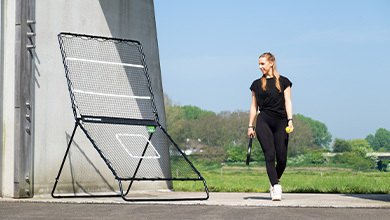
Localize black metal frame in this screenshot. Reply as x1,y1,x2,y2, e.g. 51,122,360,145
51,33,209,201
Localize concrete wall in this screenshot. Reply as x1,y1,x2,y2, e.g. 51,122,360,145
1,0,17,198
1,0,168,197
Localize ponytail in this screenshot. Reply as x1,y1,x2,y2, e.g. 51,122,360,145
259,52,281,93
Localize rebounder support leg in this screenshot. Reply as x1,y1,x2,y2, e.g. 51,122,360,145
51,121,121,198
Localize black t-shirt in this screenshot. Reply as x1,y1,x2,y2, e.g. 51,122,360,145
250,75,292,118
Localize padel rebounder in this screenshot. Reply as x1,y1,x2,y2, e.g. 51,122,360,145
51,33,209,201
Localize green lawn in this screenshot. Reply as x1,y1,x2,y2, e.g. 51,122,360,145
173,162,390,194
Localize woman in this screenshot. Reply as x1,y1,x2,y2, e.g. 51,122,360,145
248,52,293,201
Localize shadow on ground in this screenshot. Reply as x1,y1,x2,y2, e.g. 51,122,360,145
244,196,270,201
343,194,390,202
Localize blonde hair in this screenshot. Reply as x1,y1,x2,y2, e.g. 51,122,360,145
259,52,281,93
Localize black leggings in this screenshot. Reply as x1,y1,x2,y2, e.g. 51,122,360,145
255,112,289,186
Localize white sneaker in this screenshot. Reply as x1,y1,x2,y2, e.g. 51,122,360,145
271,184,282,201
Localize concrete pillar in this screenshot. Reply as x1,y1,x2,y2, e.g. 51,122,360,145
1,0,35,198
1,0,168,198
1,0,17,198
14,0,35,198
0,0,4,197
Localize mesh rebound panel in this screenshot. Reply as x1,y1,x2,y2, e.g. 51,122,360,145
60,33,156,120
58,33,203,182
80,123,200,180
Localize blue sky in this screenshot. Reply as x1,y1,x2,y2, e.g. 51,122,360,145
154,0,390,141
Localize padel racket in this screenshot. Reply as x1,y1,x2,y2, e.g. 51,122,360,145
246,135,253,166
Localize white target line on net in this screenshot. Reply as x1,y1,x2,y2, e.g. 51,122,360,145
66,57,145,68
116,134,160,159
73,90,151,100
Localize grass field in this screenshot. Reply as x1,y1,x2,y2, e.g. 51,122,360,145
173,162,390,194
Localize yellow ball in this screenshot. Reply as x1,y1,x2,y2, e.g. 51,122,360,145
285,126,291,132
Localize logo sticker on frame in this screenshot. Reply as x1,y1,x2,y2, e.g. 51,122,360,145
147,126,155,133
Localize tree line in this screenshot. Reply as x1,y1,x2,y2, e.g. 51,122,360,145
164,94,390,170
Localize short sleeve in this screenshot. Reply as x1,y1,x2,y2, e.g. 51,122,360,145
282,76,292,90
250,80,256,91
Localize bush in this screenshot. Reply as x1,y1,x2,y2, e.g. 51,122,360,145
349,139,373,156
287,154,312,166
378,160,390,172
333,154,347,164
226,145,246,162
333,152,376,170
224,141,265,163
310,152,329,165
333,138,352,153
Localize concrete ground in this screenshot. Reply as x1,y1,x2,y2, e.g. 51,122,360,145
1,192,389,219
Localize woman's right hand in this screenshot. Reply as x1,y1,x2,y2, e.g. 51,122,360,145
248,127,255,138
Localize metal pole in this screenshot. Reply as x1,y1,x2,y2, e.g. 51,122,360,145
0,0,5,197
14,0,35,198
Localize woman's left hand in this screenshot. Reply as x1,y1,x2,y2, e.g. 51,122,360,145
287,121,294,134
